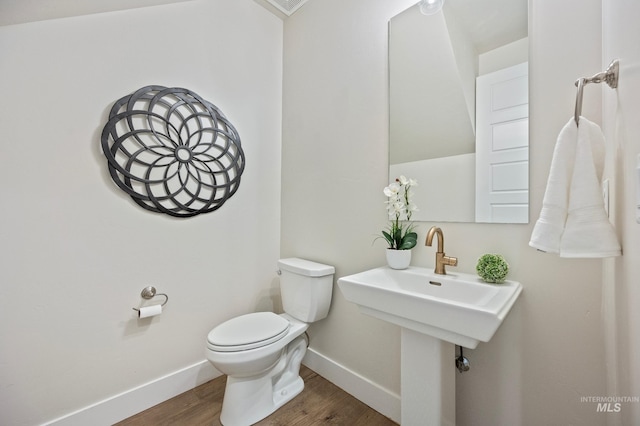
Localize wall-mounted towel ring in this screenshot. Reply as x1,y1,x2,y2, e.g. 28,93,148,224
132,286,168,312
574,59,619,125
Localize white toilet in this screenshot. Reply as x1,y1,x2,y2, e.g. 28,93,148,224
205,258,335,426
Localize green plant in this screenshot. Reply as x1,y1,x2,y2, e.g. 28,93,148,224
379,176,418,250
476,254,510,283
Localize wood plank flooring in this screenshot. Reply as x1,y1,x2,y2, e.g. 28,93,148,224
116,365,398,426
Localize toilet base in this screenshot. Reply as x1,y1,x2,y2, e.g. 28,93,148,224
220,334,307,426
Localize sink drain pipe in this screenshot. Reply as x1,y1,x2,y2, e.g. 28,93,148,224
456,346,470,372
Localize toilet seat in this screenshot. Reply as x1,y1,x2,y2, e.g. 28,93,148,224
207,312,290,352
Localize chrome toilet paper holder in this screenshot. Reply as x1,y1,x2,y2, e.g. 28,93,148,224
132,286,169,312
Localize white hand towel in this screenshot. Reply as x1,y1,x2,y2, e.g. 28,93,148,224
560,117,621,257
529,119,577,254
529,117,621,257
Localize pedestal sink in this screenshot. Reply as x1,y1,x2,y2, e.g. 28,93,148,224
338,266,522,425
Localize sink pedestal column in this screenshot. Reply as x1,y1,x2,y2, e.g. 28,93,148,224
401,328,455,426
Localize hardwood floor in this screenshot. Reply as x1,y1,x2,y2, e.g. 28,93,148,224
116,365,398,425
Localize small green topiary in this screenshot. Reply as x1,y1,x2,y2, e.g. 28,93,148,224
476,254,509,283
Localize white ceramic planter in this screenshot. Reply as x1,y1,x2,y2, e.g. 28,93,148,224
386,248,411,269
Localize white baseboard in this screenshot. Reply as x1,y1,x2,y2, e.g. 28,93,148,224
44,360,220,426
302,347,401,423
43,350,400,426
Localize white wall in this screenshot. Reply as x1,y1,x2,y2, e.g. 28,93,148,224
389,5,476,163
283,0,611,425
0,1,283,424
391,154,476,223
282,0,416,405
479,37,529,75
603,0,640,424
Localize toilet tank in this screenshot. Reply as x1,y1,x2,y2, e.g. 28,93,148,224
277,258,335,323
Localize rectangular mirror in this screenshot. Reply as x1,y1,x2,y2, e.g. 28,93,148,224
389,0,529,223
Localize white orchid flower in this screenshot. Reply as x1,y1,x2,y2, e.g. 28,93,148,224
386,200,404,213
379,176,418,250
383,182,401,197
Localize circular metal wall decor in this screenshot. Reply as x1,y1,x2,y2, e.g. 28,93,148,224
101,85,245,218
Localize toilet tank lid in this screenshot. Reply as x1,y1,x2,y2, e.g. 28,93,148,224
278,258,335,277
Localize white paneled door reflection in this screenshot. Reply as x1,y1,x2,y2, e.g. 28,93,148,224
475,62,529,223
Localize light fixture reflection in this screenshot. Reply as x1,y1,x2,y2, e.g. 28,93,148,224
419,0,445,15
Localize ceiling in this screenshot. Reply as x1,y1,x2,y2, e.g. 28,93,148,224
1,0,527,51
0,0,193,26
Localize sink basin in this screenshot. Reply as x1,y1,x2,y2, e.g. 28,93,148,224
338,266,522,348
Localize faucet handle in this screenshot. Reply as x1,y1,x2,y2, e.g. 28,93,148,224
443,256,458,267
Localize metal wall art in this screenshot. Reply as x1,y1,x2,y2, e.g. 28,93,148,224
101,85,245,218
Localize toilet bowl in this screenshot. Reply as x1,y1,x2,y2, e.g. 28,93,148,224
205,258,335,426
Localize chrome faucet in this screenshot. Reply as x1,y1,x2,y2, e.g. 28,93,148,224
425,226,458,275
